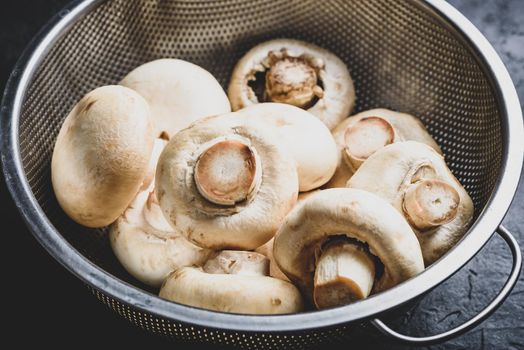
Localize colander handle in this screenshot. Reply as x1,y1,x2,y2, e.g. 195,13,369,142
370,225,522,346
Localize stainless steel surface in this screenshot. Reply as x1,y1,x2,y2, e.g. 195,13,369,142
1,0,523,348
371,225,523,345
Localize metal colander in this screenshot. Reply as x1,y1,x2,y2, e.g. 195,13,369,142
2,0,523,348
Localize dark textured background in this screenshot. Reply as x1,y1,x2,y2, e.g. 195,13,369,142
1,0,523,348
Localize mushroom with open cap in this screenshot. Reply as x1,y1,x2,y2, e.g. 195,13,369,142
155,114,299,250
326,108,442,188
235,103,337,191
159,251,304,314
273,188,424,309
347,141,474,265
51,85,154,228
228,39,355,130
121,59,231,138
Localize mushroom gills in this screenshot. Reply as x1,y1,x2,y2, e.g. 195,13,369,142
313,240,376,309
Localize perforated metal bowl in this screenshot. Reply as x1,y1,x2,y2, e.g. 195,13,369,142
1,0,523,348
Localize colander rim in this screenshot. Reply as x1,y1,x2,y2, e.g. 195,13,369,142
1,0,523,333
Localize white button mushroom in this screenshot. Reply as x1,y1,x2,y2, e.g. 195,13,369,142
273,188,424,309
228,39,355,130
347,141,474,265
159,251,304,315
255,238,289,282
155,114,299,250
234,103,338,191
110,178,212,287
255,190,321,282
203,250,269,276
51,85,154,228
326,108,442,188
120,59,231,138
140,136,170,192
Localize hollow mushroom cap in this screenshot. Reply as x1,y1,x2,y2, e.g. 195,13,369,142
347,141,474,265
228,38,355,130
273,188,424,301
155,114,299,250
235,103,338,191
110,181,212,287
51,85,154,228
120,59,231,138
159,266,303,315
325,108,442,188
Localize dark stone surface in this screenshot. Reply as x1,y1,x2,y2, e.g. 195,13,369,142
1,0,523,348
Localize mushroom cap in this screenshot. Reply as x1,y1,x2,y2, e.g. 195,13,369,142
110,182,212,287
51,85,154,228
203,251,270,276
156,114,299,250
325,108,442,189
273,188,424,301
347,141,474,265
333,109,442,153
120,59,231,138
255,238,290,282
140,137,169,192
236,103,338,191
228,38,355,130
159,267,304,315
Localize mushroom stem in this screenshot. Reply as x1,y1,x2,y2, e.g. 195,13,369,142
343,116,396,170
403,179,460,231
265,57,320,108
194,137,262,206
313,241,375,309
203,251,270,276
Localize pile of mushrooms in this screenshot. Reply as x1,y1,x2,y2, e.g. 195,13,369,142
51,38,473,315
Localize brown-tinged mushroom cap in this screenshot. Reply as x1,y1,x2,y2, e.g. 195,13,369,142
273,188,424,306
159,266,304,315
228,39,355,130
325,108,442,189
120,59,231,138
155,114,299,250
235,103,338,191
273,188,424,305
347,141,474,265
51,85,154,228
110,181,212,287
